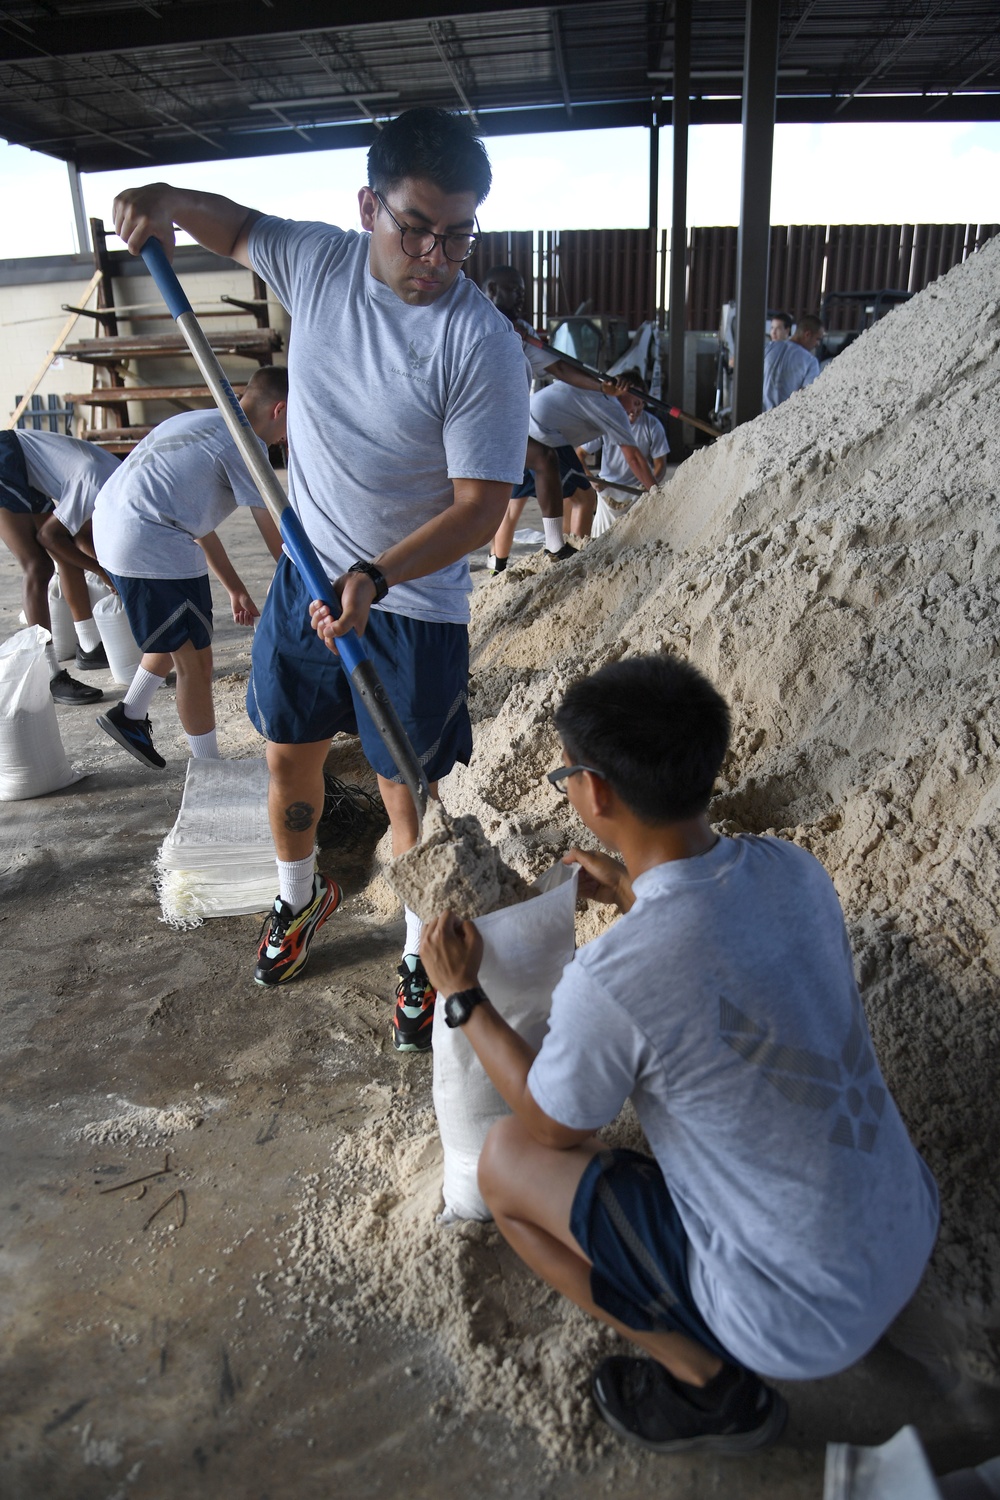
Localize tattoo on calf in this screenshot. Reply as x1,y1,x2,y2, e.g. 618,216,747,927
284,801,315,833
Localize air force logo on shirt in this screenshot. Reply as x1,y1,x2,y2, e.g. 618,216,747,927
388,340,434,386
719,992,887,1152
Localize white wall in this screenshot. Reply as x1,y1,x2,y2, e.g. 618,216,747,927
2,262,289,431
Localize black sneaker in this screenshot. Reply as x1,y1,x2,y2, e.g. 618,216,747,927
96,701,165,769
50,669,102,706
75,641,109,671
487,553,508,575
392,955,436,1052
254,873,342,986
592,1356,787,1455
542,541,578,561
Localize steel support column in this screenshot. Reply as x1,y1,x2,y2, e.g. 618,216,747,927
667,0,691,451
732,0,780,426
649,96,660,328
66,163,91,256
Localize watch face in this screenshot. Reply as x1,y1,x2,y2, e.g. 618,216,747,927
444,987,483,1028
444,992,469,1028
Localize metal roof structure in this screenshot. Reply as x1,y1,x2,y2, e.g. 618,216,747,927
1,0,999,174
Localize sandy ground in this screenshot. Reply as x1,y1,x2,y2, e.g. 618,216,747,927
2,489,999,1500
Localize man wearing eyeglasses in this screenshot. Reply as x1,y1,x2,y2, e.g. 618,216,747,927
421,654,938,1456
113,109,529,1045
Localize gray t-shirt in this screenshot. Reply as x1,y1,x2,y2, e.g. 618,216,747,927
248,218,529,625
529,383,636,450
582,409,669,496
92,409,266,580
528,834,939,1380
763,339,821,410
15,429,120,536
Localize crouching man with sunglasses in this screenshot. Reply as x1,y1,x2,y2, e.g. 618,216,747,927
421,653,938,1457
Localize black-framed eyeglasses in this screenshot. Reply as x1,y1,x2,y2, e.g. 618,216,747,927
546,763,603,796
374,190,480,263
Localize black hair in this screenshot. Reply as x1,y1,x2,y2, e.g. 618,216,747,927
795,312,824,336
368,108,492,205
771,311,793,331
243,365,289,406
482,264,523,286
553,654,731,824
618,366,646,392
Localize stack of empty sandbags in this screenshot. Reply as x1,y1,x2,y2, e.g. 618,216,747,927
156,757,284,929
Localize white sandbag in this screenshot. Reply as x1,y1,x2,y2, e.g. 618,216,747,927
93,591,143,685
86,571,113,607
0,626,83,800
432,862,579,1222
46,574,77,661
156,757,282,929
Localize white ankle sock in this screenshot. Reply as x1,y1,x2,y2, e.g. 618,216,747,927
122,666,165,720
403,906,423,959
543,517,564,552
186,728,219,759
277,856,316,914
75,617,101,652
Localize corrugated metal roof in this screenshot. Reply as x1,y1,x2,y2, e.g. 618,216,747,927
1,0,998,172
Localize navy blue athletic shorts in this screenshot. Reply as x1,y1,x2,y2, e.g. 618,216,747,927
108,571,213,654
0,431,51,515
512,442,593,501
570,1147,734,1360
247,554,473,784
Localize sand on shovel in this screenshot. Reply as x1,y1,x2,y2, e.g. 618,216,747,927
388,798,532,921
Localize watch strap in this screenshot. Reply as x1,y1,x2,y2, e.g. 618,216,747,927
348,559,389,603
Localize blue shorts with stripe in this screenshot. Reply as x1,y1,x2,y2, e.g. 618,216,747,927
512,442,593,501
570,1147,734,1361
247,554,473,784
0,431,51,515
107,572,214,654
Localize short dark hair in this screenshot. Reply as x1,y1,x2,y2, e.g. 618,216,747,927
771,311,792,331
618,366,646,392
795,313,824,336
554,654,731,824
368,108,492,204
243,365,288,407
482,263,523,287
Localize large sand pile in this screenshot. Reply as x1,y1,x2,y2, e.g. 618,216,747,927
293,236,1000,1452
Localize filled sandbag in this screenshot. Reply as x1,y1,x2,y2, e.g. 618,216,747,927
432,862,579,1222
0,626,83,800
46,575,77,661
86,571,113,608
92,591,142,685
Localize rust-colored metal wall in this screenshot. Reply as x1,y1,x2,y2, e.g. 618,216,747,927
688,222,999,330
468,224,999,335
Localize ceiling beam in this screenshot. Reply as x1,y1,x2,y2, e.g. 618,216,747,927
0,0,610,63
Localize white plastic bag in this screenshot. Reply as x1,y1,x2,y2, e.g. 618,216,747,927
432,862,579,1222
0,626,82,800
93,591,142,685
46,574,77,661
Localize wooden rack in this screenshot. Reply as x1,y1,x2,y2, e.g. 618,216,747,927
61,218,283,454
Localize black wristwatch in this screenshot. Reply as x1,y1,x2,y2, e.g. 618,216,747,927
444,985,489,1028
348,559,389,602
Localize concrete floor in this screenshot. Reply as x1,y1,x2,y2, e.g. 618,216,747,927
1,497,998,1500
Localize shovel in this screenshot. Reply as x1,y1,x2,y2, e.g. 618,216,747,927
522,329,720,439
138,237,429,820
